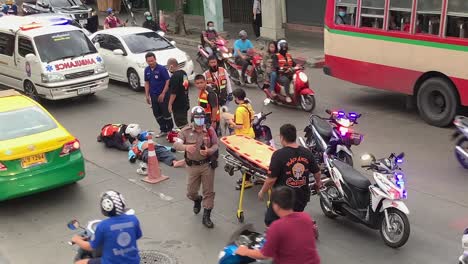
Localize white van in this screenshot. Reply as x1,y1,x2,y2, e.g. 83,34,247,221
0,16,108,100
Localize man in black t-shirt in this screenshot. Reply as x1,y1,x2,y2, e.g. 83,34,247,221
258,124,323,226
167,58,190,129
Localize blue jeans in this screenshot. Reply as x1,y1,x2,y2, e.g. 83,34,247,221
269,71,277,92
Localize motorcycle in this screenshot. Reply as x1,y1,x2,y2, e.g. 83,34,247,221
252,111,274,148
453,115,468,169
66,209,135,261
310,150,410,248
303,109,363,168
263,62,315,112
196,39,232,72
225,50,266,89
459,228,468,264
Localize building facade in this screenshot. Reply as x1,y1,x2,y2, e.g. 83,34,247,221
286,0,326,26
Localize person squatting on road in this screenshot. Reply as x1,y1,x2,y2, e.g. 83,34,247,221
72,190,142,264
235,186,321,264
203,55,233,107
167,58,190,129
144,52,174,137
173,106,219,228
259,124,323,226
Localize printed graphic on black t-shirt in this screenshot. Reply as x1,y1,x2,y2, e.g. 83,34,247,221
269,146,320,208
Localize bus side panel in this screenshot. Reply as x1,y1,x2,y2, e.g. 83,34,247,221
450,78,468,106
325,54,417,95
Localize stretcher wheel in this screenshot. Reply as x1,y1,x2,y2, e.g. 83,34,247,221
237,211,244,223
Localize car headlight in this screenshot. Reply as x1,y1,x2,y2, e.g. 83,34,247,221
298,72,308,83
41,73,65,83
137,62,147,68
94,64,106,74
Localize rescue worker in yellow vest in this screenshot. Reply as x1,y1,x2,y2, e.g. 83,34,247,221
228,88,256,190
272,39,296,103
203,55,233,106
195,74,220,133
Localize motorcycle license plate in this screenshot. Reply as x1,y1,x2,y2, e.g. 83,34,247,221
21,153,47,168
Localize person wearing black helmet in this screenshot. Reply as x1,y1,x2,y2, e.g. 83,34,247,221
142,11,161,32
71,190,142,264
272,39,296,103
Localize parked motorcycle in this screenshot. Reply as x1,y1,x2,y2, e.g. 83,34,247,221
263,62,315,112
197,39,232,72
310,151,410,248
459,228,468,264
225,50,265,89
453,115,468,169
252,111,274,148
303,109,362,169
67,209,135,261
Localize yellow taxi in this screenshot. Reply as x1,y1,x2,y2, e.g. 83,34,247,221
0,90,85,201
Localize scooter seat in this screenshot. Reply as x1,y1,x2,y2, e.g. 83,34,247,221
311,116,332,141
332,160,371,190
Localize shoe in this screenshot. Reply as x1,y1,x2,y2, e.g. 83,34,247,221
202,209,214,228
155,132,167,138
136,167,148,175
235,180,253,190
96,135,102,142
236,178,243,184
285,96,292,103
193,196,202,214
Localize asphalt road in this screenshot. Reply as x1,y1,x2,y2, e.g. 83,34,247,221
0,44,467,264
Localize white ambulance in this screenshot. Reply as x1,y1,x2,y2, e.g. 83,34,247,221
0,16,108,100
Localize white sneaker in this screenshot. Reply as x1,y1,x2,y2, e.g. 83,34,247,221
136,167,148,175
286,97,292,103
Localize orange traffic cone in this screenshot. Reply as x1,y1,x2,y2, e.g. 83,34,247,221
142,134,169,184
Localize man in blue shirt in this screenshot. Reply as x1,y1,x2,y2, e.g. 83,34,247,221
233,30,254,85
144,52,173,137
72,190,142,264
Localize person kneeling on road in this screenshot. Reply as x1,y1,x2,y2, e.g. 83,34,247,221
72,190,142,264
236,186,321,264
97,123,141,151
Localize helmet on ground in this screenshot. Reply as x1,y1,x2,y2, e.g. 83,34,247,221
239,30,248,38
106,8,113,14
277,39,288,52
100,190,126,217
125,124,141,138
144,11,151,17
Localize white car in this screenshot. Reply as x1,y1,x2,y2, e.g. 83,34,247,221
90,27,194,91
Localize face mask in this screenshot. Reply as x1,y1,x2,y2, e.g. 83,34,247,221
339,11,346,17
146,16,152,21
194,117,205,126
208,26,215,31
210,65,218,72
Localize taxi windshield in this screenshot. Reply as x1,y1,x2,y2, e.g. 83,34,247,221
0,106,57,141
122,31,173,54
34,30,97,63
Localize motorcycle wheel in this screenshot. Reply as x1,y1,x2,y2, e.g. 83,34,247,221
337,151,353,166
300,95,316,112
455,137,468,169
319,181,339,219
226,63,241,85
379,208,410,248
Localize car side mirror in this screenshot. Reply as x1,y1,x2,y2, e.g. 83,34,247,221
25,53,38,63
94,42,100,49
113,49,124,55
170,40,176,46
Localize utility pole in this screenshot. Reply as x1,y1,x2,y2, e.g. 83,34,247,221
148,0,157,16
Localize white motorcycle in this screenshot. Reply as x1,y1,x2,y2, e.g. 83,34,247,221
459,228,468,264
453,116,468,169
310,149,410,248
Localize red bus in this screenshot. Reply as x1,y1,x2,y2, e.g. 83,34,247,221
323,0,468,127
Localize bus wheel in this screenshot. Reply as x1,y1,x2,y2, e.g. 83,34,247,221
417,77,458,127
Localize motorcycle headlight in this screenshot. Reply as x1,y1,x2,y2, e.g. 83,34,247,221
218,251,226,260
298,72,308,83
94,64,106,74
41,73,65,83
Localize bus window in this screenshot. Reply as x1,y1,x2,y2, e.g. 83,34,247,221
335,0,357,26
360,0,385,29
388,0,412,31
446,1,468,38
416,0,442,35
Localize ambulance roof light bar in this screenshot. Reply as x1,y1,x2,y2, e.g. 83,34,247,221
19,17,72,31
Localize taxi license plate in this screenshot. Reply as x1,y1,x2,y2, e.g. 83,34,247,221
21,153,47,168
79,19,87,25
77,87,90,95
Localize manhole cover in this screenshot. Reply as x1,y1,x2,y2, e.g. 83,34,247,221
139,250,178,264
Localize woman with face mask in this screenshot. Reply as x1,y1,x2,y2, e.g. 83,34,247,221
335,7,349,25
142,11,161,32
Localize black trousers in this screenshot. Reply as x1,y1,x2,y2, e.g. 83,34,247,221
151,93,174,133
264,200,307,226
253,13,262,38
235,57,251,80
173,109,188,129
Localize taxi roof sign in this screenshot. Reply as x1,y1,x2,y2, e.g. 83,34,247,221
0,89,21,98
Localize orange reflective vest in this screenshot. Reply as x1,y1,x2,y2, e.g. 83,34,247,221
204,68,228,104
101,124,123,137
198,88,220,121
276,53,294,69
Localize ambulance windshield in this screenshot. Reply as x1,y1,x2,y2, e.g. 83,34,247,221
34,30,97,63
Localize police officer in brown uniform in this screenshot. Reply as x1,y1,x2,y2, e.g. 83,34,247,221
174,106,218,228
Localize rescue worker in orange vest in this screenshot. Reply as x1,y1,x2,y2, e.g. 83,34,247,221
272,39,296,103
97,123,141,151
203,55,233,106
195,74,220,133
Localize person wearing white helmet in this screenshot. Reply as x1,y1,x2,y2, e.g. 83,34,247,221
272,39,297,103
173,106,219,228
234,30,255,86
142,11,161,31
71,190,142,264
97,123,141,151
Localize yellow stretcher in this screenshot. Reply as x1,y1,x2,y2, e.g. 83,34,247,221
221,135,276,223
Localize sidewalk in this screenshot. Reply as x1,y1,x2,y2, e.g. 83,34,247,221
95,9,324,67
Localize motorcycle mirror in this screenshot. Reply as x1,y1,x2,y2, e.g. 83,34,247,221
263,98,271,106
67,220,80,230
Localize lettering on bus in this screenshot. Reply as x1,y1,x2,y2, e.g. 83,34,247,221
54,58,97,71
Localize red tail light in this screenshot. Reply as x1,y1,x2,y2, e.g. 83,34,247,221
60,139,80,157
0,162,7,171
